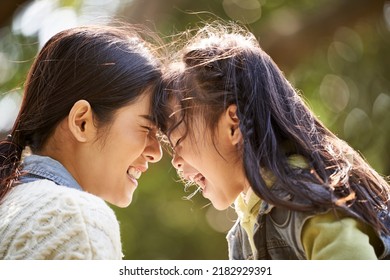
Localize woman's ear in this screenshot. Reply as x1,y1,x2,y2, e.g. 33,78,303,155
67,100,96,142
225,104,242,146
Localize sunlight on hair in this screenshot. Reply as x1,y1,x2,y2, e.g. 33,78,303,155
182,177,202,200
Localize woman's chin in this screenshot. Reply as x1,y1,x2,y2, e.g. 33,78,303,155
106,191,133,208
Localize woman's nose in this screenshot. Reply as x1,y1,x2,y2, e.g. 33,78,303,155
144,137,163,163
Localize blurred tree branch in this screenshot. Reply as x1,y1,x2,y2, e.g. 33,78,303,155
120,0,386,71
260,0,387,71
0,0,29,28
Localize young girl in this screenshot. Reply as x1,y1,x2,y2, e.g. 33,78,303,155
0,25,162,259
157,23,390,259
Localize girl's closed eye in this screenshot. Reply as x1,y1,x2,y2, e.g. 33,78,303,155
167,137,182,156
174,137,182,148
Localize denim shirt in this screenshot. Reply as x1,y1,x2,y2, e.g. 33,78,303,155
18,154,82,191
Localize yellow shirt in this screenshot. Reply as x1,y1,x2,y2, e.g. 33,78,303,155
235,189,261,256
234,155,380,259
235,191,380,259
302,211,379,259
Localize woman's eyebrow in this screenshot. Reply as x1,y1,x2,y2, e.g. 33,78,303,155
139,114,156,125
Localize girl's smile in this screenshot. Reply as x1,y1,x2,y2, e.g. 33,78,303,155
170,106,248,210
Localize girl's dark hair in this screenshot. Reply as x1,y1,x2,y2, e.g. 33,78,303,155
0,24,162,201
157,23,390,233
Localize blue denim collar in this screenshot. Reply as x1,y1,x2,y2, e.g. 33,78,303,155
20,154,83,191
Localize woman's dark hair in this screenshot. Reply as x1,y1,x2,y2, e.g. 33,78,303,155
0,24,162,201
157,23,390,234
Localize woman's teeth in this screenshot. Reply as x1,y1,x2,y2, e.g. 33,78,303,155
127,167,141,179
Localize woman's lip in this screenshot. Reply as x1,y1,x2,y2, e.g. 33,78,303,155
126,164,149,187
129,165,148,173
135,165,148,173
127,173,139,187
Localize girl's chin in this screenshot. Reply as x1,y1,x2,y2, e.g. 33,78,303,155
209,197,232,211
212,203,231,211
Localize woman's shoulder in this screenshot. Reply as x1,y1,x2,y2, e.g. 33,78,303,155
7,179,93,204
6,179,118,222
0,179,122,259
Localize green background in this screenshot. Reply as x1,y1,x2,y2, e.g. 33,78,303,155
0,0,389,259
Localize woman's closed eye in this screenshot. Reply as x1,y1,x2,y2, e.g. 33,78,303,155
139,115,158,135
145,127,160,141
141,125,153,134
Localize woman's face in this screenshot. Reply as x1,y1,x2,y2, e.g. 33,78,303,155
81,91,162,207
170,107,248,210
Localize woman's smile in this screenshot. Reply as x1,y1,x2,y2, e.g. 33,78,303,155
127,166,142,186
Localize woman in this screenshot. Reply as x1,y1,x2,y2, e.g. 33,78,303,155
157,23,390,259
0,25,162,259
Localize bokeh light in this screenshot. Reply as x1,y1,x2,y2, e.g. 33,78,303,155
223,0,262,24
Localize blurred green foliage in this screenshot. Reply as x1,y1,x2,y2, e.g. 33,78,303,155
0,0,389,259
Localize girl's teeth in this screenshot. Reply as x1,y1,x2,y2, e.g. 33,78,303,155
127,167,141,179
193,174,204,183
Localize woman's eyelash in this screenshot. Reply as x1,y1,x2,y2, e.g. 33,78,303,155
142,126,153,133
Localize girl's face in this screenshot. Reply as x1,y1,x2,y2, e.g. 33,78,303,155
170,105,248,210
79,92,162,207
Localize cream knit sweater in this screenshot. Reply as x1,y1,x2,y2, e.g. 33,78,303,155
0,179,122,259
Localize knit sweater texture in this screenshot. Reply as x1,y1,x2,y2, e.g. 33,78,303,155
0,179,122,259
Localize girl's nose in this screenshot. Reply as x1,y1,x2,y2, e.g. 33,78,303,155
171,153,182,169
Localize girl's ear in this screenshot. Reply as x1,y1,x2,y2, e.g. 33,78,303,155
224,104,242,146
67,100,96,142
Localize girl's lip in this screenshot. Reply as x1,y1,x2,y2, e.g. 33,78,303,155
186,173,200,181
191,173,206,190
